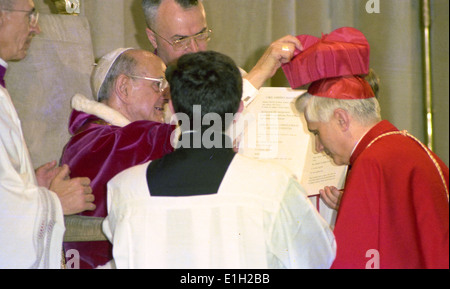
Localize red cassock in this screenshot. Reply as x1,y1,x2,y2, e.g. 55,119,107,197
331,120,449,269
60,109,174,269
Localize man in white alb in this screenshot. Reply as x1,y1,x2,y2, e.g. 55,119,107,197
0,0,95,268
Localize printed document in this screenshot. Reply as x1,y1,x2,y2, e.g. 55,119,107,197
231,87,348,225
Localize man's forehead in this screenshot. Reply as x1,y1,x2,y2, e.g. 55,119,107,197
155,0,207,35
135,52,166,73
11,0,33,9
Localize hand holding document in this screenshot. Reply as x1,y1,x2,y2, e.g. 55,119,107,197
230,87,347,226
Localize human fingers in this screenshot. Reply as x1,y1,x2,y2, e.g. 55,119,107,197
277,34,303,51
320,187,334,208
320,186,340,210
76,177,94,210
54,164,70,181
275,41,295,62
70,177,92,196
76,176,91,187
35,160,59,180
84,202,96,212
83,193,96,211
276,35,303,55
35,161,60,188
329,186,342,198
61,178,95,214
63,193,96,215
36,160,57,171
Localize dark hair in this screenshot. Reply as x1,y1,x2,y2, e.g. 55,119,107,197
166,51,242,131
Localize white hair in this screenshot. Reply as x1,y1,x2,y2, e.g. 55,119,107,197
295,92,381,126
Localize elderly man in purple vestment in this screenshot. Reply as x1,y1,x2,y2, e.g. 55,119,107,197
60,48,175,269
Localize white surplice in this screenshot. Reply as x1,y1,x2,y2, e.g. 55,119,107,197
0,79,65,269
103,154,336,269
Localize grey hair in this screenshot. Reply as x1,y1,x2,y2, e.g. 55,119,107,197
142,0,200,28
295,93,381,126
0,0,15,9
97,51,138,102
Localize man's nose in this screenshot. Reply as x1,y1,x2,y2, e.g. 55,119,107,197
31,23,41,35
186,38,200,52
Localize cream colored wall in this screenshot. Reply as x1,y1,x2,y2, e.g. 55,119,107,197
33,0,449,166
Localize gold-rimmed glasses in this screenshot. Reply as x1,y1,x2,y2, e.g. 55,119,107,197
149,28,212,51
2,7,39,27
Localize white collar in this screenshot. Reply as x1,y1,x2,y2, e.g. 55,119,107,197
0,58,8,69
71,93,131,127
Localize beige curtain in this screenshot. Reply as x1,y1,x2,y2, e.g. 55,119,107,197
32,0,449,166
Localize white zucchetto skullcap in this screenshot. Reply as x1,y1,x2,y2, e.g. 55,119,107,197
91,47,133,101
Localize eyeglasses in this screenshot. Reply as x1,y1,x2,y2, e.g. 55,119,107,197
2,7,39,27
127,75,169,94
149,28,212,51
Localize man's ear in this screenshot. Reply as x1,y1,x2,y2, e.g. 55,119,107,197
115,74,132,104
334,108,350,132
146,27,158,50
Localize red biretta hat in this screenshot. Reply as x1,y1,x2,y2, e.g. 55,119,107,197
282,27,374,99
308,75,374,99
